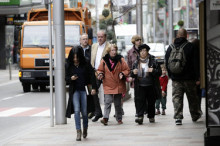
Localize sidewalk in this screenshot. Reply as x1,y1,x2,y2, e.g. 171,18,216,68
4,80,206,146
0,64,19,85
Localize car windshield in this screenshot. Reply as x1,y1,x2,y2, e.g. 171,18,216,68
23,25,80,47
148,43,165,52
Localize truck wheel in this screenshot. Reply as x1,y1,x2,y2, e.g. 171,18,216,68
32,84,38,90
40,85,46,91
23,83,31,92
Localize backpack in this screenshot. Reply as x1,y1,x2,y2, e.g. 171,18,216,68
168,41,188,74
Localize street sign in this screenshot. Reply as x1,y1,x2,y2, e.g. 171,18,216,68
210,0,220,10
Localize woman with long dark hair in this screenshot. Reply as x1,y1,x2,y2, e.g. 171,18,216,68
65,46,97,141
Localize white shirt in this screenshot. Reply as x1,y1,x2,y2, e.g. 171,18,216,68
81,45,89,56
141,63,148,72
95,42,106,69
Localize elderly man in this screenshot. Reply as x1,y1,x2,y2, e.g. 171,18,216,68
90,30,111,122
80,33,91,61
165,28,202,125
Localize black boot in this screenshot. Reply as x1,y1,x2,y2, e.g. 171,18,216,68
135,117,143,124
83,128,88,138
76,130,81,141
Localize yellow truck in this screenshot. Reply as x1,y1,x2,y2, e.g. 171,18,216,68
19,5,93,92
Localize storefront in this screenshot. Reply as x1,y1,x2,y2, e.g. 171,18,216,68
204,0,220,145
0,0,44,69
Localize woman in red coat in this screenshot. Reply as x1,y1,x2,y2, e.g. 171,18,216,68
97,44,130,125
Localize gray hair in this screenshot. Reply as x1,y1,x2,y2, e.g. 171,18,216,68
97,29,107,37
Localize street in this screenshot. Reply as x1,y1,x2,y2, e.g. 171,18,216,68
0,68,206,146
0,72,51,145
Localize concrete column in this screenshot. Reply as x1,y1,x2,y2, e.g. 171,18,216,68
136,0,143,38
168,0,173,44
186,0,189,28
53,0,66,124
163,7,167,46
95,0,99,33
153,3,156,43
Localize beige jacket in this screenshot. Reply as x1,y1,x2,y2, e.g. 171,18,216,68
90,41,111,68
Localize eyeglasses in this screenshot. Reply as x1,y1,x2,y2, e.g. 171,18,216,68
135,39,141,41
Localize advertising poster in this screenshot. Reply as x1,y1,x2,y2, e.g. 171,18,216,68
206,0,220,127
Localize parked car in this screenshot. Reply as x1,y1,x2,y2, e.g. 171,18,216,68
148,43,166,64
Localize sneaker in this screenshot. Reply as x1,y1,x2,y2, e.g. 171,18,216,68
161,110,166,115
155,110,160,115
175,119,182,125
192,115,201,122
135,117,143,124
100,118,108,126
135,113,138,117
149,118,155,123
88,112,94,119
92,115,103,122
118,120,123,124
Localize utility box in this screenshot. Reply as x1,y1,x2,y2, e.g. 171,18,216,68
0,0,32,6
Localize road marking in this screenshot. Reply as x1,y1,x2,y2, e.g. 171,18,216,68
1,97,14,101
0,107,33,117
14,94,26,97
12,108,49,117
0,80,19,87
31,109,50,117
0,93,29,102
0,107,50,117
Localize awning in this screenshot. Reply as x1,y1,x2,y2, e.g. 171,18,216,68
0,4,45,15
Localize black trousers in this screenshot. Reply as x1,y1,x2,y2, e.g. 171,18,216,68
87,94,95,113
135,86,156,118
92,79,103,117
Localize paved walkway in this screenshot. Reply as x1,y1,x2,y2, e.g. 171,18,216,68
0,66,206,146
0,64,19,85
3,81,206,146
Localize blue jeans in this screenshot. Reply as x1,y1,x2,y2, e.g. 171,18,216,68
73,90,88,130
155,94,167,110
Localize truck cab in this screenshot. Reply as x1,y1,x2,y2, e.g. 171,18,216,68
19,6,92,92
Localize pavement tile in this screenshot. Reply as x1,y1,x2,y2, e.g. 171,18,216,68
1,74,206,146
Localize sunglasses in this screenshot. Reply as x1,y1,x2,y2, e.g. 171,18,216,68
136,39,142,41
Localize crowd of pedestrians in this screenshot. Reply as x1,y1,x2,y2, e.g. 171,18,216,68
65,28,202,141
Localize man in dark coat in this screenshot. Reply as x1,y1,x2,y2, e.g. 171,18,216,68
80,33,91,61
80,33,95,118
165,28,202,125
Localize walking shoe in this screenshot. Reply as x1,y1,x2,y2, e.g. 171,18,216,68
88,112,94,119
76,129,82,141
149,118,155,123
118,120,123,124
83,128,87,138
101,118,108,126
161,110,166,115
155,110,160,115
192,115,201,122
92,115,103,122
135,117,143,124
175,119,182,125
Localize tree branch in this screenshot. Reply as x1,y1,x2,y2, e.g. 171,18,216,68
113,5,136,21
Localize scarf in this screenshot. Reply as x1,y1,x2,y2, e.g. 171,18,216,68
109,59,115,71
138,57,149,78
